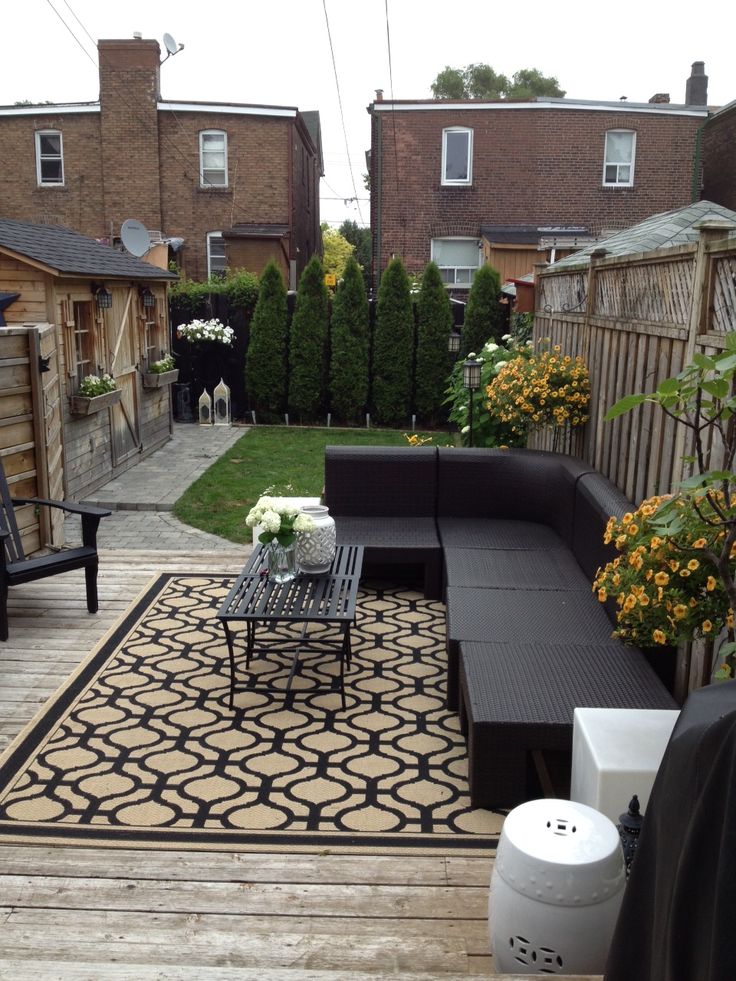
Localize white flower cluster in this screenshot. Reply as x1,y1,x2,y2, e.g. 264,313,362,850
176,318,234,345
78,373,117,397
245,497,316,536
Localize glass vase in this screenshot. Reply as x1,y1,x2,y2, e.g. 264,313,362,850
266,540,297,583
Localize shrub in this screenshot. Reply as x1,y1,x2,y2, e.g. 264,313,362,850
245,261,289,416
329,256,369,423
460,264,503,356
372,257,414,426
415,262,453,423
223,271,259,313
288,256,329,420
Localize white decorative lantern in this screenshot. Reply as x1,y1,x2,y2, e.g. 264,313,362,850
213,377,231,427
295,505,337,574
198,389,212,426
489,798,625,974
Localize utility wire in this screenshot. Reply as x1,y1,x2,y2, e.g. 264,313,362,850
322,0,364,225
60,0,98,51
384,0,402,252
43,0,97,68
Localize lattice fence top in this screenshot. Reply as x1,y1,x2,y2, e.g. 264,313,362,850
712,255,736,335
537,272,587,315
594,258,695,325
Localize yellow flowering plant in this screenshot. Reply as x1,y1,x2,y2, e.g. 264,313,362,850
485,340,590,446
593,493,735,650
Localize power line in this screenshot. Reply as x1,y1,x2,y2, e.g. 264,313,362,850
322,0,365,225
384,0,402,251
43,0,97,68
60,0,98,51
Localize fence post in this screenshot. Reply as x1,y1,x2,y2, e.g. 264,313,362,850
582,248,607,366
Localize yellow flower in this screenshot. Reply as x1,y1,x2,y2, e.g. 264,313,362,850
597,588,607,603
652,629,667,645
706,576,717,591
628,524,639,536
622,512,633,525
692,538,707,549
687,559,700,571
673,604,688,620
679,569,691,578
669,560,680,572
702,620,713,633
654,572,670,586
623,594,637,613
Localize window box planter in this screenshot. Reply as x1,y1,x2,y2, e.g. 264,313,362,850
70,388,122,416
142,368,179,389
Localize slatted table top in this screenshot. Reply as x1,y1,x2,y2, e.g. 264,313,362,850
217,543,364,625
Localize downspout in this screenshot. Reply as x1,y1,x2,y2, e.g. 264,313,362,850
374,110,382,294
691,118,706,202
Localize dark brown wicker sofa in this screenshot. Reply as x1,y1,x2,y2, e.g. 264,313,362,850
324,445,677,808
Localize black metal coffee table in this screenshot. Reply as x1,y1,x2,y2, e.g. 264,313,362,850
217,544,364,709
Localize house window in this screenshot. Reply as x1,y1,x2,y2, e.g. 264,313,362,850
71,301,96,387
35,130,64,185
431,238,481,287
603,130,636,186
199,130,228,187
442,128,473,185
207,232,227,278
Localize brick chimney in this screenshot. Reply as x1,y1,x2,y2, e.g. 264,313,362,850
375,89,384,102
685,61,708,106
98,38,163,236
648,93,670,104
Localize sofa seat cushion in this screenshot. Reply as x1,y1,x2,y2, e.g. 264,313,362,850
334,515,440,550
438,518,565,550
443,546,591,590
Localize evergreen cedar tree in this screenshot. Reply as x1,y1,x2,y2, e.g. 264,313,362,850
288,255,329,420
245,260,289,416
415,261,453,423
460,264,503,357
372,257,414,426
329,255,369,424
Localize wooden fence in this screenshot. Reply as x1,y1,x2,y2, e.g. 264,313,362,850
533,220,736,502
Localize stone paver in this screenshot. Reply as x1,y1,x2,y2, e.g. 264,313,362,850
64,423,248,552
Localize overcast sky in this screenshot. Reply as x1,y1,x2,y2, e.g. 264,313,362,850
3,0,734,229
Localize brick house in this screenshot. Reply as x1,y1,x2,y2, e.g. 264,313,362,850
367,64,709,293
0,37,323,286
702,99,736,212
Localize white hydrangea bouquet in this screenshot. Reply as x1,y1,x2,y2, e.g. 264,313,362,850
246,496,315,547
176,318,234,345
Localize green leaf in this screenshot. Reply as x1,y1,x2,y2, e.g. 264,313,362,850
657,377,681,396
258,531,275,544
692,353,716,370
715,353,736,372
604,393,647,421
701,379,730,399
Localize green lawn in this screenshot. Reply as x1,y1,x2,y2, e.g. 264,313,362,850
173,426,446,543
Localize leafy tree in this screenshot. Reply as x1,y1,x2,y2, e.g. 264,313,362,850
322,227,355,283
288,256,329,420
415,262,453,423
339,220,372,291
330,256,370,423
460,264,503,356
431,63,565,100
245,261,288,417
372,257,414,426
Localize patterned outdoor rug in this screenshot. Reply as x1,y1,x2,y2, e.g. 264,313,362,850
0,575,503,854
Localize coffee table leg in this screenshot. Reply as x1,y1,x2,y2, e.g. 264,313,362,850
223,622,237,710
246,620,255,667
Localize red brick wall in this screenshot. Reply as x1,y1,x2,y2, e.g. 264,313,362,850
371,105,703,287
702,104,736,211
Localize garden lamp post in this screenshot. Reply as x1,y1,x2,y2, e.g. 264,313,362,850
463,358,482,447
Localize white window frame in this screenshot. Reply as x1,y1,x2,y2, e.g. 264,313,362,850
35,129,64,186
441,127,473,186
207,232,227,279
603,129,636,187
431,237,482,289
199,130,228,188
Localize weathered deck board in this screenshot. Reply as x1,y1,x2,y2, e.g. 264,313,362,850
0,553,601,980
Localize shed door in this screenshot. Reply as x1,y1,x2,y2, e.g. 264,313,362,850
107,287,141,465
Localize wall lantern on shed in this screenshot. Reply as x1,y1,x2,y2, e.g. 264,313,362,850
92,284,113,309
139,286,156,309
463,358,482,447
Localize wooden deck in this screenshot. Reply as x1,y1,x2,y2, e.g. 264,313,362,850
0,550,600,980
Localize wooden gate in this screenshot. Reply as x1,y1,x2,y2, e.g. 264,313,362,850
107,287,141,465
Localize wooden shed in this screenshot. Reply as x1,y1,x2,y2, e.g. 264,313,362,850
0,218,177,550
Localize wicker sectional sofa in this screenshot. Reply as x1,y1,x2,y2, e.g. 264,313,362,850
324,446,677,808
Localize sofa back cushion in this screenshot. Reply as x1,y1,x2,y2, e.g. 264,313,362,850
324,446,438,517
437,448,593,547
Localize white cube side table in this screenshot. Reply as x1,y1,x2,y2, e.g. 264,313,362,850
571,708,679,823
251,496,321,544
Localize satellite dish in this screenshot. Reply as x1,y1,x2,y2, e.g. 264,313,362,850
163,33,178,56
120,219,151,258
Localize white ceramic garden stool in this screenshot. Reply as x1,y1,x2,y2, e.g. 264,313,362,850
296,505,336,574
489,798,626,975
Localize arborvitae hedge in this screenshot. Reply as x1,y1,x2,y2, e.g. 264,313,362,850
329,256,369,423
288,255,329,420
372,257,414,426
461,264,503,356
415,261,453,423
245,261,288,417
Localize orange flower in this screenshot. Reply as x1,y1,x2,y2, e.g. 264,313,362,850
652,629,667,645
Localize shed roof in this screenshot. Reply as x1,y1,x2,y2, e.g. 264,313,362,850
551,201,736,268
0,218,177,280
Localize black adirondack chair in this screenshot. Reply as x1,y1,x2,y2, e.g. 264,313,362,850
0,459,111,641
